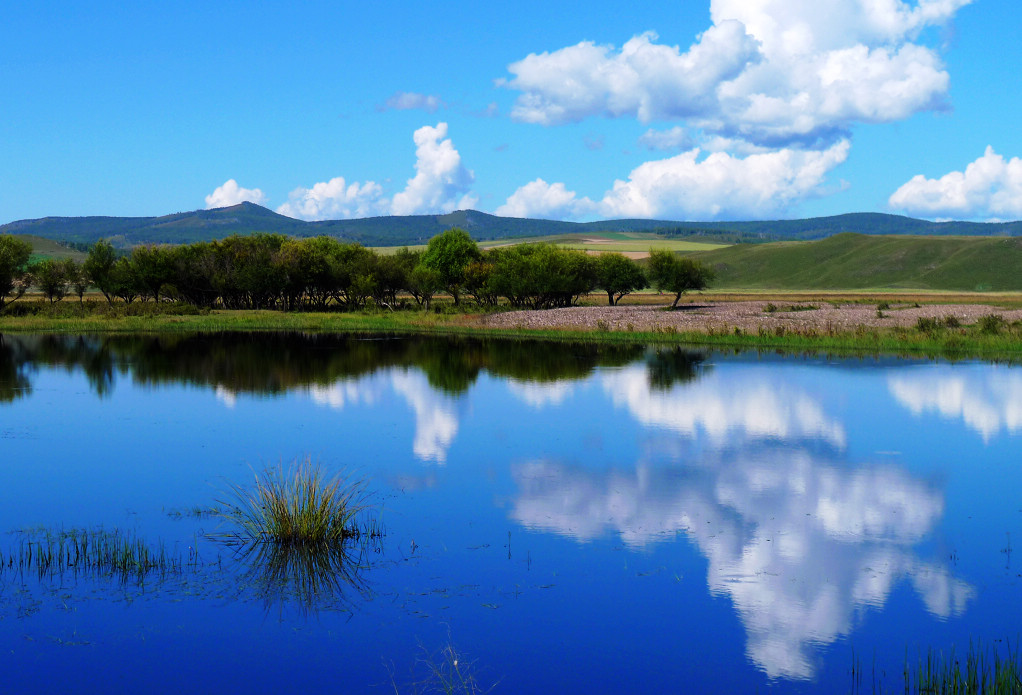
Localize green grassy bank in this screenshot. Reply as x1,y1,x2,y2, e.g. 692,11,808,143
3,301,1022,362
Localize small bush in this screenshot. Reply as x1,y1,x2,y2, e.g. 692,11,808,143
978,313,1006,335
915,316,941,332
942,315,961,328
876,301,891,311
764,302,777,313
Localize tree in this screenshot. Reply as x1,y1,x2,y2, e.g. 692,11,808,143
65,259,89,304
595,252,647,305
83,240,118,305
30,258,69,303
421,228,480,306
646,249,714,308
0,235,33,312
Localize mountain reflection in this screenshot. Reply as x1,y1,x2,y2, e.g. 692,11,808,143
513,367,970,680
889,367,1022,440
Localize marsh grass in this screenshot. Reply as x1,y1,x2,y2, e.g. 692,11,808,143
392,639,496,695
852,643,1022,694
213,458,375,545
0,527,182,583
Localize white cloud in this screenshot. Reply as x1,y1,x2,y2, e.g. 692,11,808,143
391,122,477,215
382,91,443,113
499,140,849,220
495,179,594,219
204,179,268,209
502,0,970,147
276,123,476,221
888,147,1022,219
277,177,387,221
599,140,849,218
638,126,695,152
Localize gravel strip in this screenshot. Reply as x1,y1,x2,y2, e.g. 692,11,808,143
477,301,1022,333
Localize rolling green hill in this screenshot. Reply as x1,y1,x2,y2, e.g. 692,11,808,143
12,235,88,263
691,233,1022,291
3,203,1021,249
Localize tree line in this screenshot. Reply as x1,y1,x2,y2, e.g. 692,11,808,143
0,229,713,313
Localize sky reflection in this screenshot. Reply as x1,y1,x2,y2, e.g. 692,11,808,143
888,366,1022,441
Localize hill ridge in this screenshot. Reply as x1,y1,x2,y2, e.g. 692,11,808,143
3,203,1022,248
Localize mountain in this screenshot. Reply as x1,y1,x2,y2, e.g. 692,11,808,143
3,203,1021,248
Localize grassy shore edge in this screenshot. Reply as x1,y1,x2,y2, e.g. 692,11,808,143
3,307,1022,361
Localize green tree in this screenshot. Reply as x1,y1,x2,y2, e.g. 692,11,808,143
595,252,647,305
421,228,480,306
30,258,70,303
646,249,714,308
64,259,89,304
0,235,33,312
83,240,118,305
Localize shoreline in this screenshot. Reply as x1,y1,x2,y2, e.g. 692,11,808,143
2,296,1022,360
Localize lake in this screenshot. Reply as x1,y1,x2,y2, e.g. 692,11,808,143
1,332,1020,693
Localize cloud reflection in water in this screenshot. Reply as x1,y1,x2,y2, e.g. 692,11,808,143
512,366,970,680
889,368,1022,441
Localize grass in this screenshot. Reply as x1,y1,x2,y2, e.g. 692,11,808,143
5,292,1022,361
852,643,1022,694
0,527,183,583
213,458,374,545
687,233,1022,291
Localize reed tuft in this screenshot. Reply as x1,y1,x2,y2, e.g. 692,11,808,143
214,458,372,545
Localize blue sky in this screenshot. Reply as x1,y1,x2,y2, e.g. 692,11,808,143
2,0,1019,224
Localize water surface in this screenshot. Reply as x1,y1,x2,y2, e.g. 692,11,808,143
1,333,1020,693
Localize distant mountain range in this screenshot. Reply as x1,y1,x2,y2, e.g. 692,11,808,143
3,202,1021,248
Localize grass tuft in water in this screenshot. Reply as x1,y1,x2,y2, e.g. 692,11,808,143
214,458,375,545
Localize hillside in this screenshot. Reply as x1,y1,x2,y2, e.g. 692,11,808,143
3,203,1022,249
691,233,1022,291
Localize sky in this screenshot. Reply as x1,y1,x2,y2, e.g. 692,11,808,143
2,0,1020,224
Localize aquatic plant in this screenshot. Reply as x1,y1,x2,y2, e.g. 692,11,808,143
213,458,374,545
0,527,182,583
851,642,1022,694
392,638,496,695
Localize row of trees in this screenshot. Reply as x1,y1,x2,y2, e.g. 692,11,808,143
0,229,714,312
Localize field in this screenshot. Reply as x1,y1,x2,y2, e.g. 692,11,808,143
14,234,87,263
373,231,727,257
689,233,1022,291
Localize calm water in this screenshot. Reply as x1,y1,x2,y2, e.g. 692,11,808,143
1,333,1021,693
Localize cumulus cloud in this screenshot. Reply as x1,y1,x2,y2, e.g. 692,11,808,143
888,147,1022,219
502,0,970,147
381,91,444,113
495,178,594,219
638,126,695,152
277,177,387,221
205,179,268,209
277,123,476,221
498,140,849,220
391,122,477,215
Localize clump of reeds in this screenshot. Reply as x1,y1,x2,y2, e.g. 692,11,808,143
214,458,375,545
